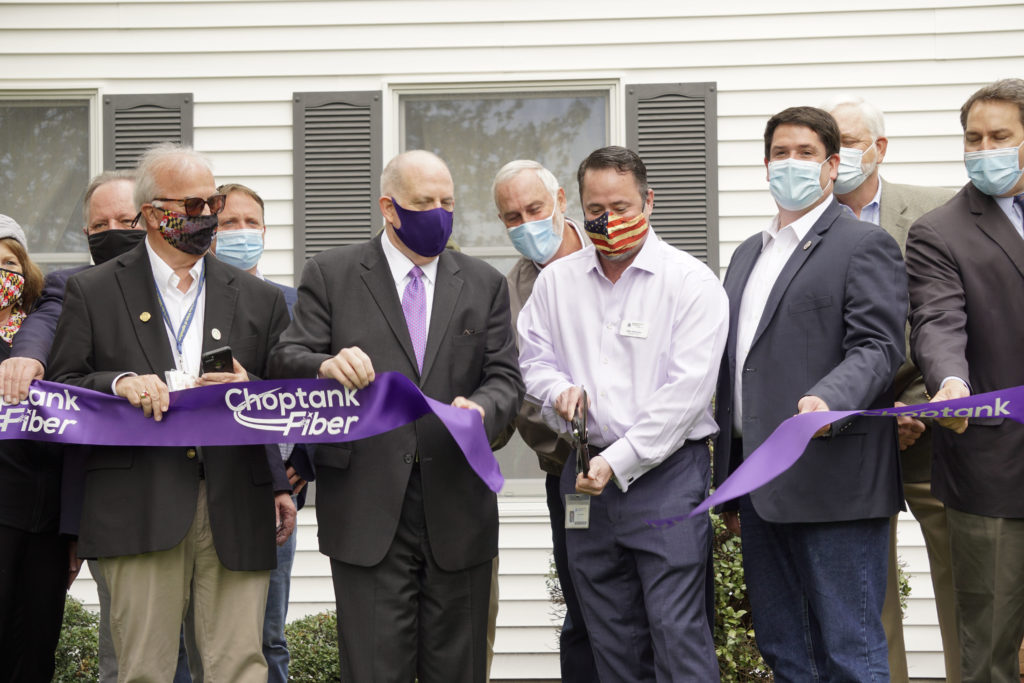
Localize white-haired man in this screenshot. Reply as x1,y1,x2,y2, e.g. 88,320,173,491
823,93,959,683
47,143,295,682
491,160,596,681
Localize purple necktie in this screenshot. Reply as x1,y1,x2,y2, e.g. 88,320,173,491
402,265,426,372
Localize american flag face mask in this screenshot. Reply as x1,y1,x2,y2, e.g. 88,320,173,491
583,211,649,257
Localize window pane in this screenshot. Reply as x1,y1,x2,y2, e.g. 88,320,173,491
401,91,608,486
0,99,91,269
402,91,607,254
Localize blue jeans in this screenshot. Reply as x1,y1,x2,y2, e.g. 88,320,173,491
738,496,890,683
264,508,297,683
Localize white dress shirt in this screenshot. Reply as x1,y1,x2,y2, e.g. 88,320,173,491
380,229,438,328
517,230,729,492
733,198,832,434
146,238,207,377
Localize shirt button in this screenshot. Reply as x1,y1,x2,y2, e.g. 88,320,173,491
600,391,607,398
602,357,609,364
403,453,414,464
602,426,608,433
186,448,197,459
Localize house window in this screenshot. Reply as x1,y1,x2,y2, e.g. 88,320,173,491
399,90,609,274
0,98,92,270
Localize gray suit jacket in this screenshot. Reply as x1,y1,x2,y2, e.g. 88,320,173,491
907,182,1024,518
714,199,907,523
269,236,523,571
47,242,291,569
878,179,956,482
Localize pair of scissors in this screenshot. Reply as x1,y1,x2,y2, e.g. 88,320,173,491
571,387,590,476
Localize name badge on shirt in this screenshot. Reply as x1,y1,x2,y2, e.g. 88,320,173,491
619,320,649,339
565,494,591,529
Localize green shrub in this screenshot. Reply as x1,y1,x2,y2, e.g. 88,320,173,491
711,513,772,681
284,610,340,682
53,595,99,681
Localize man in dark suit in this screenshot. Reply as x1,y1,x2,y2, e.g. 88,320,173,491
715,106,907,681
269,150,523,682
47,143,295,682
906,78,1024,683
825,93,960,683
0,170,145,407
211,181,312,683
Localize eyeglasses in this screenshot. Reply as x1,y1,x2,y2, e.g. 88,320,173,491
151,194,226,217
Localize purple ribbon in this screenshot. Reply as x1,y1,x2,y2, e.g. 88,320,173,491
0,372,503,493
646,385,1024,528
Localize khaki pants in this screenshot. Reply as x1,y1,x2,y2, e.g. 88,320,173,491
99,481,270,683
946,508,1024,683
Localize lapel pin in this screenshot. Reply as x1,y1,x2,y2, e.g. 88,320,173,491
802,240,811,250
139,311,151,323
211,328,222,341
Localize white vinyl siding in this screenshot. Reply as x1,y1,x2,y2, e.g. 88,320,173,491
11,1,1021,679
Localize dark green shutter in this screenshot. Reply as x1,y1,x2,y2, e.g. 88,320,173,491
626,82,718,273
292,91,382,275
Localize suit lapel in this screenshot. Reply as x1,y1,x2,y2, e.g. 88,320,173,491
879,179,912,252
113,242,177,373
421,251,462,383
200,255,237,354
723,238,761,367
970,185,1024,280
749,201,838,350
359,239,419,373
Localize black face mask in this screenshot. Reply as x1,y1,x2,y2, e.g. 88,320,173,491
87,229,146,265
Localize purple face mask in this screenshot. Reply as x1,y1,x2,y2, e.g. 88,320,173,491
389,198,453,257
156,210,218,256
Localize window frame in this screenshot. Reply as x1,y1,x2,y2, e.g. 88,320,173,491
387,78,621,260
0,89,100,267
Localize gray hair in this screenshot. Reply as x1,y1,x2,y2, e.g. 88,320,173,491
133,143,214,211
960,78,1024,130
821,93,886,139
82,170,136,225
491,160,560,209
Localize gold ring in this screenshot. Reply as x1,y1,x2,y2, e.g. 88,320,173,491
140,391,150,399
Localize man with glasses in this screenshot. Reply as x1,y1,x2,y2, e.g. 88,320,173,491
48,143,295,682
823,93,959,683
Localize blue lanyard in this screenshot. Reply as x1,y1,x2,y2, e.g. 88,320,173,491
153,261,206,369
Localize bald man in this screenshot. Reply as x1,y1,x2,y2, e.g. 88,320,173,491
270,150,523,682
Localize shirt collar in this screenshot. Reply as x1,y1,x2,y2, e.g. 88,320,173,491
763,197,833,250
584,225,661,278
838,180,882,224
380,229,439,286
145,237,205,294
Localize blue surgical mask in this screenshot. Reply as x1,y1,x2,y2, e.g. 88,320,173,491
215,228,264,270
964,142,1024,196
835,143,877,194
768,158,831,211
507,212,562,264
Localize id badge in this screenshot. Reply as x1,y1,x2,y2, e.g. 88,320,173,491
619,320,649,338
565,494,591,529
164,369,196,392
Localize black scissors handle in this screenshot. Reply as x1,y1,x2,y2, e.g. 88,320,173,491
572,387,590,475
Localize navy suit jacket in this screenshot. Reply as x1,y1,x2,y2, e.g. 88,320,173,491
714,199,907,523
